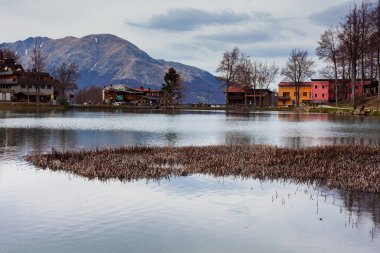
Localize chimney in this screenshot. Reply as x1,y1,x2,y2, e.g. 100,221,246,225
140,86,144,90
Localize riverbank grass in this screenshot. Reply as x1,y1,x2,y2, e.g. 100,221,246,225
26,145,380,193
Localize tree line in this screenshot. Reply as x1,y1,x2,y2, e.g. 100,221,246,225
316,0,380,105
216,47,279,106
218,0,380,107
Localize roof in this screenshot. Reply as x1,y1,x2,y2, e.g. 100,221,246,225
227,86,273,93
16,92,51,96
278,82,312,87
311,78,373,82
227,86,245,93
135,87,160,93
104,84,160,93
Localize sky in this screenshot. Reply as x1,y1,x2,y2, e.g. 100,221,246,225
1,0,355,76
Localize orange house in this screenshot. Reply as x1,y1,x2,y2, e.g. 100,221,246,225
278,82,312,106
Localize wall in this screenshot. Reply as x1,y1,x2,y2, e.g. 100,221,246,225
278,85,312,106
312,81,329,103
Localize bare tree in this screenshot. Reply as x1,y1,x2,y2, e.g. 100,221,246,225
377,0,380,101
29,42,47,105
53,62,80,103
256,62,279,106
281,49,314,107
359,1,374,103
0,48,20,63
314,0,380,103
316,26,340,105
216,47,242,106
339,4,363,106
235,55,256,105
76,85,103,104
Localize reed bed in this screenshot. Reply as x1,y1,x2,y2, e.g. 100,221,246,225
25,145,380,193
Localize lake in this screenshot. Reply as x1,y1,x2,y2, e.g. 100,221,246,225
0,108,379,253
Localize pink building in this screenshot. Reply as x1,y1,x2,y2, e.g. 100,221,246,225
311,80,330,104
311,79,376,104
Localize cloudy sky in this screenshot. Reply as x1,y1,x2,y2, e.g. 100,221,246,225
1,0,354,75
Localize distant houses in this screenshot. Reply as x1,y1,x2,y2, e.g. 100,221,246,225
277,79,378,106
225,78,378,107
102,84,160,105
0,53,56,103
226,86,275,106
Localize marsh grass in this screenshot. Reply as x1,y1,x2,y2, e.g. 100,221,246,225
26,145,380,193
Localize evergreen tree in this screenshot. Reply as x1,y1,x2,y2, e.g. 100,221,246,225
161,68,184,106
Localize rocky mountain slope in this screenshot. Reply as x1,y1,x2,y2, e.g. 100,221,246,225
0,34,224,103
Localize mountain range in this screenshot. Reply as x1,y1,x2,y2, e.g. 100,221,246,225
0,34,224,103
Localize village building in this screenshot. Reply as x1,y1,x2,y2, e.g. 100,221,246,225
277,82,312,106
278,79,378,106
0,52,56,103
102,84,160,105
311,80,331,104
226,86,275,106
311,79,376,103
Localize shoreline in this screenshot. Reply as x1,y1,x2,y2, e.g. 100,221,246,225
26,145,380,193
1,102,379,116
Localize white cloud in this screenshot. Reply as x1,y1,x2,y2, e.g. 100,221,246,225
1,0,349,75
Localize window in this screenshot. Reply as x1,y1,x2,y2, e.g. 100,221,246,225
21,84,26,89
315,94,318,98
322,85,325,89
41,85,45,89
28,85,32,89
303,92,307,96
322,94,325,98
47,85,51,89
315,85,318,89
283,92,290,97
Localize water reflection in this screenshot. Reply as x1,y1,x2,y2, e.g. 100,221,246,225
165,132,179,145
338,189,380,235
1,109,380,252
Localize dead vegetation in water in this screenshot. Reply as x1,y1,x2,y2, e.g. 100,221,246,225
25,145,380,193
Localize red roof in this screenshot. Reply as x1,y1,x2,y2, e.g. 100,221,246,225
278,82,312,87
135,86,160,93
227,86,245,93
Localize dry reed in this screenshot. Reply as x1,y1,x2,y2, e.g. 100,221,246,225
25,145,380,193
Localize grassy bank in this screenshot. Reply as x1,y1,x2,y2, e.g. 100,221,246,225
26,145,380,193
0,102,66,110
2,101,380,115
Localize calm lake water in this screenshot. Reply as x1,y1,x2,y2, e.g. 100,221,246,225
1,108,380,253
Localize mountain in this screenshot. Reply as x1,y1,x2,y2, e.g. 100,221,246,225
0,34,224,103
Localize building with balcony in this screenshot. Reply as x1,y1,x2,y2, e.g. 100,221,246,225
226,86,274,106
0,53,56,103
102,84,160,105
278,82,312,106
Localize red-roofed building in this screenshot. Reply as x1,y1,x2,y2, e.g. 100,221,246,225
135,86,160,99
102,84,160,105
226,86,274,106
311,79,376,103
